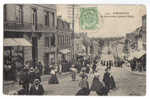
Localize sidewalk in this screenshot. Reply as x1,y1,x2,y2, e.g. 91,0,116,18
123,66,146,76
3,72,71,95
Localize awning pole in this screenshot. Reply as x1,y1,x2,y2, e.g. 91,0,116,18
23,47,24,64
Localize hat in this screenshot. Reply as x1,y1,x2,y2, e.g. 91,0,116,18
82,74,88,79
30,67,34,72
34,79,40,84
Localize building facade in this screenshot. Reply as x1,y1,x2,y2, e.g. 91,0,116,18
125,15,146,58
56,17,72,65
4,4,57,74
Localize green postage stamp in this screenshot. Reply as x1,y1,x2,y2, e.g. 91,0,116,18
80,7,99,30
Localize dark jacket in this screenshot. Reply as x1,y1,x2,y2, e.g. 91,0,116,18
109,75,116,89
29,84,44,95
19,69,30,85
103,72,110,85
103,72,111,92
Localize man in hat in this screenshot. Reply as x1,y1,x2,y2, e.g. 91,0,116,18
29,67,36,84
29,79,44,95
92,63,97,73
37,61,43,76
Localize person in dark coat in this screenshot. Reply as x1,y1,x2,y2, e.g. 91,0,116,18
86,64,90,74
109,74,116,89
29,79,44,95
29,67,36,84
76,75,90,95
38,61,43,76
19,67,30,94
92,63,96,73
34,66,41,82
103,68,111,93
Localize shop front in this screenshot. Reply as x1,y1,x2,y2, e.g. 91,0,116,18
44,52,55,74
3,38,32,81
128,50,146,72
58,49,71,72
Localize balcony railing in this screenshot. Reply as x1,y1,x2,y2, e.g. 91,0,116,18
4,21,56,32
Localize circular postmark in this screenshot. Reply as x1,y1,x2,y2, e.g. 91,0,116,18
80,7,103,30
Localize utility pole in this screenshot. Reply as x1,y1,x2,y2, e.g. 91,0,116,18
72,4,75,63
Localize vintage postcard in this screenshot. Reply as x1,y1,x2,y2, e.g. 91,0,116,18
3,4,146,96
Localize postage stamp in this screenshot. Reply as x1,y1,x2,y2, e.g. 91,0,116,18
80,7,99,30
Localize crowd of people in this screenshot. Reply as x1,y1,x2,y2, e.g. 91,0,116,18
7,56,117,96
16,61,44,95
75,58,116,96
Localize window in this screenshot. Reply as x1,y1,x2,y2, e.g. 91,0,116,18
52,12,55,27
45,37,50,47
16,5,23,24
44,11,49,26
4,5,7,21
51,34,55,46
32,8,37,27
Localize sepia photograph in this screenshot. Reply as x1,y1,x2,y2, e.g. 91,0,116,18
3,4,146,96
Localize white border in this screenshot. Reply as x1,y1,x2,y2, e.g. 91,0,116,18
0,0,150,99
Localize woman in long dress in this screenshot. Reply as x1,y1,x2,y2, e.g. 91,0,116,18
48,67,59,84
76,75,90,95
91,71,106,95
109,70,116,89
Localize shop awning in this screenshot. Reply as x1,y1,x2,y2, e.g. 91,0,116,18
128,50,146,60
4,38,18,46
59,49,70,54
133,50,146,59
4,38,32,47
14,38,32,47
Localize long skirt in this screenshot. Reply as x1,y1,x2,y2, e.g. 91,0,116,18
96,87,108,96
109,76,116,89
48,74,59,84
76,88,90,96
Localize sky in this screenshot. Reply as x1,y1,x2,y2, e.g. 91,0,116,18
57,4,146,38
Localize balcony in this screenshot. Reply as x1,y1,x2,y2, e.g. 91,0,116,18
4,21,56,33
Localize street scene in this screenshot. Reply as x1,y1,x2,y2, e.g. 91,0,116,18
3,4,146,96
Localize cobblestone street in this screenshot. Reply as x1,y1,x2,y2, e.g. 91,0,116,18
43,66,146,96
4,65,146,96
